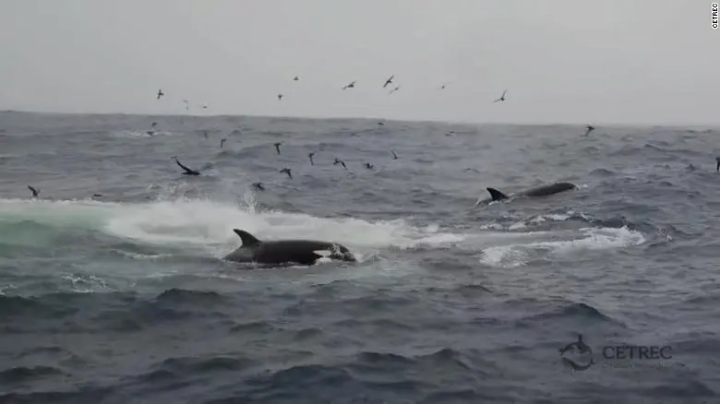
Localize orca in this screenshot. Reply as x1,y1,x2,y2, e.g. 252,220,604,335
474,182,578,207
223,229,356,266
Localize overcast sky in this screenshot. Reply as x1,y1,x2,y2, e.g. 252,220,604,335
1,0,718,125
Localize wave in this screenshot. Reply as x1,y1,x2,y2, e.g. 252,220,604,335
0,196,462,262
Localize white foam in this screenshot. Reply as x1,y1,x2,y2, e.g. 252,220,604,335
102,198,465,257
0,197,647,270
479,226,646,268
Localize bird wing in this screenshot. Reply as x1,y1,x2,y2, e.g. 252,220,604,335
175,159,195,174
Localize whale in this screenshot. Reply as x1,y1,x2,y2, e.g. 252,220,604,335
474,182,578,207
223,229,357,266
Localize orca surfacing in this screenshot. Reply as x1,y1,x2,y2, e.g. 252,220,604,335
223,229,357,267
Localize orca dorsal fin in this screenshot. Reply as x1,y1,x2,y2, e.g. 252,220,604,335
486,187,509,201
233,229,261,247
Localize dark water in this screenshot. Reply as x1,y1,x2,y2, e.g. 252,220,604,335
1,111,719,403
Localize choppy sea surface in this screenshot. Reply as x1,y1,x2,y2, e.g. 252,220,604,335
0,111,719,403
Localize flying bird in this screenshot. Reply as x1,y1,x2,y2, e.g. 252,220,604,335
383,75,395,88
440,82,449,90
280,168,293,179
293,76,299,81
252,182,265,191
171,156,200,176
584,125,595,136
157,89,164,100
383,74,395,88
333,158,348,170
202,104,208,109
27,185,39,198
364,163,374,170
494,89,507,103
342,81,356,90
274,142,282,155
389,86,400,95
308,152,315,165
220,138,227,148
277,94,283,101
182,99,190,111
391,150,399,160
716,156,720,172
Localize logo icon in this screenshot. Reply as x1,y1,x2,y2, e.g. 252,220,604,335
559,334,595,371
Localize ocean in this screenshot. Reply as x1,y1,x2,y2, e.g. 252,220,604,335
0,111,718,403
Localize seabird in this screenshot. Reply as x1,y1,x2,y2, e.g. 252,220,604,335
278,94,283,101
182,99,190,111
252,182,265,191
440,82,449,90
151,122,158,127
27,185,39,198
171,156,200,176
389,86,400,95
342,81,356,90
383,75,394,88
293,76,299,81
220,138,227,148
280,168,293,179
377,122,384,126
202,104,208,109
585,125,595,136
308,152,315,165
274,142,282,155
157,89,164,100
494,89,507,103
333,158,348,170
716,156,719,172
364,163,374,170
391,150,399,160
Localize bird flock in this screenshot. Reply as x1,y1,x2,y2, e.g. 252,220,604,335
23,75,603,199
167,123,401,192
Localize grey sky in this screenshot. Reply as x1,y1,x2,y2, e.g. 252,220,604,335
1,0,718,125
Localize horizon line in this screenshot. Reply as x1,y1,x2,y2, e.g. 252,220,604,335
2,108,719,129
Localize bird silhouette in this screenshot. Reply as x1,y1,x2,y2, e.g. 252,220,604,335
383,75,395,88
391,150,399,160
308,152,316,165
157,89,164,100
172,157,200,176
27,185,39,198
280,168,292,179
585,125,595,136
494,89,507,102
364,163,374,170
274,142,282,155
252,182,265,191
333,158,348,170
342,81,356,90
220,138,227,148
